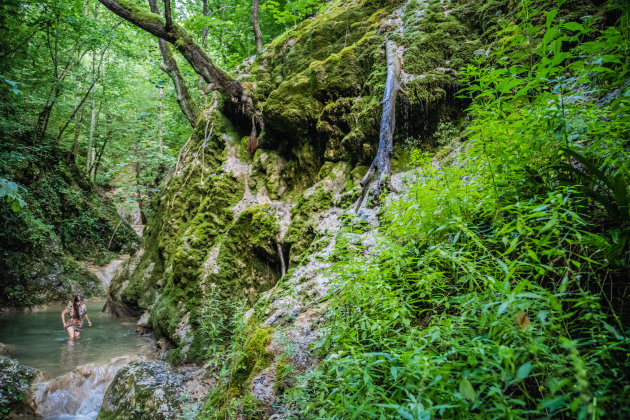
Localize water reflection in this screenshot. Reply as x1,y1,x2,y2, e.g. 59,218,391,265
0,301,153,378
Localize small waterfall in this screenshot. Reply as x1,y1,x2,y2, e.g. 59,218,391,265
28,355,148,419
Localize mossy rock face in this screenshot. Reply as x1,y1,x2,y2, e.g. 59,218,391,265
263,75,325,140
249,150,287,199
284,162,351,266
105,0,500,372
0,356,38,418
257,1,388,151
201,325,274,418
97,361,193,420
206,204,281,307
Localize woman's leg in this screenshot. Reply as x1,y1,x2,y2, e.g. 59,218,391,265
74,321,83,339
66,326,75,339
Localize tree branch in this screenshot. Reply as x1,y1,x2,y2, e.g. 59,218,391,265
162,0,172,29
252,0,263,54
98,0,243,103
148,0,199,127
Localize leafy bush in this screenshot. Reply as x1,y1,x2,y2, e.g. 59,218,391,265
287,1,630,418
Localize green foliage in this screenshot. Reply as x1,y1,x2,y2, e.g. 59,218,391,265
0,136,138,306
285,1,630,418
263,0,325,26
0,177,26,212
199,301,273,419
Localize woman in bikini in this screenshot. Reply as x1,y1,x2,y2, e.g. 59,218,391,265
61,295,92,339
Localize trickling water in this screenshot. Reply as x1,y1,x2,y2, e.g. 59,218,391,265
0,301,154,419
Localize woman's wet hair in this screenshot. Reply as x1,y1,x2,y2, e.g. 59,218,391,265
72,295,83,320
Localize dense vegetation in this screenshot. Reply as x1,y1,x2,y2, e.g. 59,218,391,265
286,1,630,418
0,0,319,306
1,0,629,418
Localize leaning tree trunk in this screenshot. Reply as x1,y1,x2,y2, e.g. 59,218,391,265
98,0,255,117
355,39,403,212
252,0,263,54
147,0,200,128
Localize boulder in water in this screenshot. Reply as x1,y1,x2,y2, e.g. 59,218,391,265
27,355,147,419
98,361,214,420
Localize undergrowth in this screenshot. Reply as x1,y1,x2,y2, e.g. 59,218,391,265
285,0,630,418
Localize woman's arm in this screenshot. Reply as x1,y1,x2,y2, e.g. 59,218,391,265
84,312,92,326
61,307,68,327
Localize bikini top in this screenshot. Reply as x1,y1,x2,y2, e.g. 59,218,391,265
66,302,87,319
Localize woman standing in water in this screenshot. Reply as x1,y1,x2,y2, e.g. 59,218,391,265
61,295,92,339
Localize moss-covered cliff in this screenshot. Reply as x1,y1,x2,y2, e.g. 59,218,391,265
103,0,489,411
103,0,619,416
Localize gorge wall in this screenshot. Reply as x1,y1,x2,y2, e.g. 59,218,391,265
102,0,609,417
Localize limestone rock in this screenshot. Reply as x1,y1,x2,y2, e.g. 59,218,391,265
0,356,38,416
97,361,214,420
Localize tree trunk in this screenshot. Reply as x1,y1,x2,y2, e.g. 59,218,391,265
355,39,403,212
198,0,209,101
158,86,163,155
93,129,109,179
68,108,84,163
146,0,200,127
86,52,98,179
134,140,148,224
56,73,100,143
252,0,263,54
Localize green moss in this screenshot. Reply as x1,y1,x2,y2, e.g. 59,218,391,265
201,326,274,418
255,1,389,150
262,73,324,139
248,150,287,199
273,355,294,396
284,187,334,266
232,327,274,386
206,204,281,306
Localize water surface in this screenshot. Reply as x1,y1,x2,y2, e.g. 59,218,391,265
0,300,153,378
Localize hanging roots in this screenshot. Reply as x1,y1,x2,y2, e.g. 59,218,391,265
248,115,258,154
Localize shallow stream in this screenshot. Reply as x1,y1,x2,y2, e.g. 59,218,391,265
0,300,152,379
0,300,154,419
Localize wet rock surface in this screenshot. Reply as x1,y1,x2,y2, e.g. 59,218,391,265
0,356,38,417
27,355,147,419
97,361,214,420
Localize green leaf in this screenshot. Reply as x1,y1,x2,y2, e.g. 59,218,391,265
517,362,532,379
459,379,476,401
11,200,20,212
546,10,558,29
498,301,509,315
603,322,624,340
563,22,585,33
